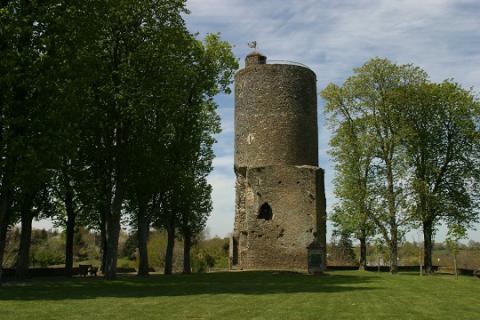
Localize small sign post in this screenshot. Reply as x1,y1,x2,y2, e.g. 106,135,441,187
307,241,325,275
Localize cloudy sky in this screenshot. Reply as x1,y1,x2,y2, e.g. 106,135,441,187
183,0,480,241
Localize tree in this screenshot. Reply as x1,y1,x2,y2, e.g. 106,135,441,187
322,85,377,270
0,1,17,284
0,0,236,281
0,0,69,281
179,177,213,274
50,161,86,277
322,58,428,273
399,81,480,273
373,237,386,272
446,224,467,279
329,229,356,265
157,33,237,275
74,0,194,279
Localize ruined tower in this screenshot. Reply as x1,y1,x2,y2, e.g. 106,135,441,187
229,51,327,272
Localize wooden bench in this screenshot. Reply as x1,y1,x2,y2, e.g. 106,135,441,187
89,266,98,277
78,264,90,277
78,264,98,277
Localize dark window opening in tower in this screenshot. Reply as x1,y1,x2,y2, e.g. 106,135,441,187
258,203,273,220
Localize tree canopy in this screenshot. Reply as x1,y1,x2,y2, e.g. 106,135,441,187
0,0,238,282
322,58,480,273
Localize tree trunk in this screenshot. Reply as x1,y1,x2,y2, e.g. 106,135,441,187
389,230,398,274
99,206,107,274
422,219,433,274
103,212,120,280
358,235,367,271
137,201,150,277
0,173,14,285
384,156,399,274
164,218,175,275
104,213,120,280
104,190,123,280
453,251,458,280
0,219,8,285
0,191,12,285
64,188,76,277
16,204,34,280
183,231,192,274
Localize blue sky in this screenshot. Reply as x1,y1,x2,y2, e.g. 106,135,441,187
184,0,480,241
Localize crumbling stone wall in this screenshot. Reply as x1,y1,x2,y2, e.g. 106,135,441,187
230,52,326,272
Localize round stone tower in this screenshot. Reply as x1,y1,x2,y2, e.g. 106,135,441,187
230,52,327,273
234,53,318,168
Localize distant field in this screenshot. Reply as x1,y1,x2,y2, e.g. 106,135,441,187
0,271,479,320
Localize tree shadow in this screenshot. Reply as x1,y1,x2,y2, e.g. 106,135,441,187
0,271,381,301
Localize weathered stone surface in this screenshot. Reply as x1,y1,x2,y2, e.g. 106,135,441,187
230,53,327,272
234,63,318,168
245,51,266,67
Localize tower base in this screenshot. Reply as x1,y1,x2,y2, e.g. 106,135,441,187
229,165,326,272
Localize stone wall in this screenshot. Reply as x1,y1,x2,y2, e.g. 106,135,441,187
232,165,326,271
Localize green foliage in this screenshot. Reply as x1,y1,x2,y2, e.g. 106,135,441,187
191,251,213,273
190,236,229,272
72,227,99,262
446,224,468,278
329,231,357,265
0,0,237,279
29,229,64,267
400,81,480,225
446,224,467,255
144,231,229,273
121,233,137,261
31,250,64,268
322,57,480,271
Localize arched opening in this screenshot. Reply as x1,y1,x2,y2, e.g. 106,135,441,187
258,203,272,220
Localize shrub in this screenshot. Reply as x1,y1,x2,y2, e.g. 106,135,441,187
32,250,64,267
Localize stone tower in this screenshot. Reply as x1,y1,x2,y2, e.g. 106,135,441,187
229,51,327,272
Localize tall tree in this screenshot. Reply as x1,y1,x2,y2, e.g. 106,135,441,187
322,85,376,270
76,0,192,279
322,58,428,273
158,34,237,275
0,0,237,281
179,178,212,274
399,81,480,273
446,223,467,279
0,0,16,285
0,0,66,280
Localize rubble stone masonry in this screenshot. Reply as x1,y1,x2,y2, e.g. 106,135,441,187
230,52,327,272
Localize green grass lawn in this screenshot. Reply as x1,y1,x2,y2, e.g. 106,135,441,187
0,271,479,320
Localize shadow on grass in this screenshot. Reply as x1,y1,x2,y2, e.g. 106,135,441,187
0,271,381,301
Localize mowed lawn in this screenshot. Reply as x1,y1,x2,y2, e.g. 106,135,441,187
0,271,479,320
